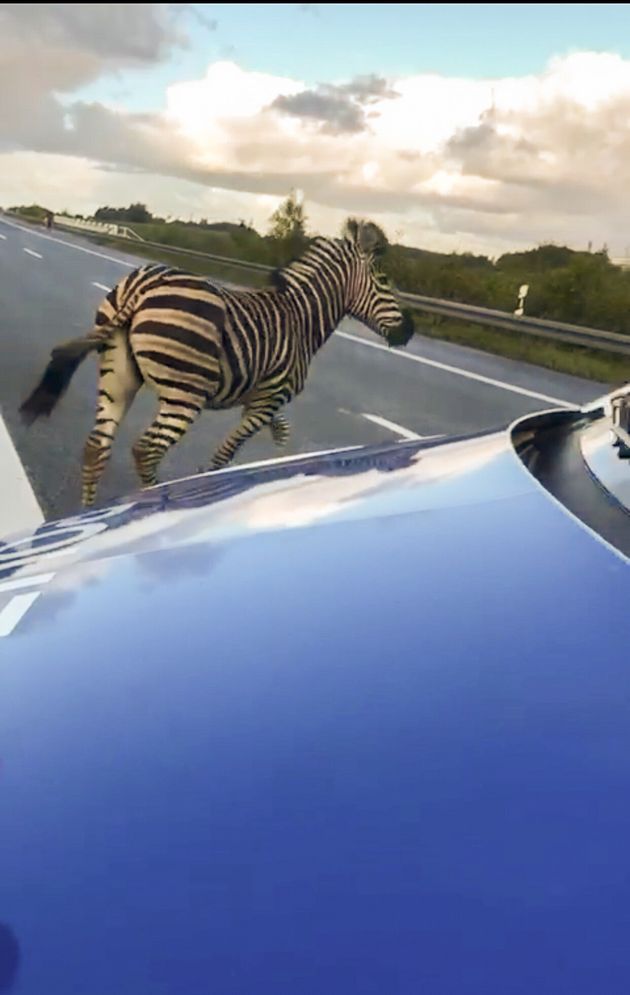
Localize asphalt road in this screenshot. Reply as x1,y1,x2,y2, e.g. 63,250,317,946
0,215,608,530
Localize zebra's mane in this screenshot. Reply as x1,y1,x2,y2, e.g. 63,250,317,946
269,237,340,293
268,221,388,293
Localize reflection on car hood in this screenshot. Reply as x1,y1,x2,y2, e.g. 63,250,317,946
1,423,629,995
0,429,556,586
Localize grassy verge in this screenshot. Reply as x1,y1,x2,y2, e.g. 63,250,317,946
93,235,270,288
414,315,630,385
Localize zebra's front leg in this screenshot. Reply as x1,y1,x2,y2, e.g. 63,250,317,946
269,414,291,449
210,397,284,470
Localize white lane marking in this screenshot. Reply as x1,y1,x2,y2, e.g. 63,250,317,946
23,248,42,259
0,592,41,638
0,573,56,593
0,573,56,638
361,412,430,441
0,233,6,240
0,217,134,268
92,282,112,292
0,412,44,537
336,330,575,408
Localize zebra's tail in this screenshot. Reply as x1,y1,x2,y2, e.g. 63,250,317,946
19,327,113,425
20,265,159,424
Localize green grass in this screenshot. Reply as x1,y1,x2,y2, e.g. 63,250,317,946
120,221,240,257
10,205,49,222
93,235,270,288
415,316,629,385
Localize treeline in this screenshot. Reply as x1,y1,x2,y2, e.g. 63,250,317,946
386,242,630,335
10,201,630,335
92,199,307,267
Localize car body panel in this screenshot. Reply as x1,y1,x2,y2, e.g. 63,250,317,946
1,416,629,994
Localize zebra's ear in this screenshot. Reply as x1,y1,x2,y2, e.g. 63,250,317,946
356,221,388,258
342,218,360,245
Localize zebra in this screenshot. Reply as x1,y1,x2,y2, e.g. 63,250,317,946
20,218,414,507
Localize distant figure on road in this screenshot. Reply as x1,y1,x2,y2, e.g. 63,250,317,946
45,212,53,230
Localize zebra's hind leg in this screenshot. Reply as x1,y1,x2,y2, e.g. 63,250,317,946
269,414,291,449
82,329,141,507
132,398,203,488
210,395,285,470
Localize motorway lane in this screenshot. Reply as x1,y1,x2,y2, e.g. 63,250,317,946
0,216,608,527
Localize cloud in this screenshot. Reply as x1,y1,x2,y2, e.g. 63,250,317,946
2,23,630,256
0,3,187,153
271,75,398,134
272,89,366,135
337,74,399,103
0,3,186,65
168,4,218,32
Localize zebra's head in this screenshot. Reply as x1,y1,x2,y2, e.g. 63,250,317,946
342,219,414,348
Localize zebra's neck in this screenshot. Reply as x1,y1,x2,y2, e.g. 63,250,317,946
271,242,352,356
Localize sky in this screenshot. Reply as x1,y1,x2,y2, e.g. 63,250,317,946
3,3,630,257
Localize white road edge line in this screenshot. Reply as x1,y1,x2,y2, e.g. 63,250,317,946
0,412,44,538
92,282,112,292
336,330,575,408
23,248,42,259
0,233,6,240
362,412,424,441
0,216,135,268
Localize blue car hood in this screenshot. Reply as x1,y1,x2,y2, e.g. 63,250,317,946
0,425,628,995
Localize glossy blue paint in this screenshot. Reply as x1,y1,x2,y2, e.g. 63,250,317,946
0,424,628,994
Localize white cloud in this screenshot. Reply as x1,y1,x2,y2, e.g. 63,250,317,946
3,32,630,256
0,152,101,208
167,61,302,132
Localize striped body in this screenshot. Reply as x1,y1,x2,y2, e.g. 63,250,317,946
97,263,337,412
20,220,413,506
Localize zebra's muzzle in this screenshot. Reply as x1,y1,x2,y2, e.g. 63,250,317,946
386,309,414,349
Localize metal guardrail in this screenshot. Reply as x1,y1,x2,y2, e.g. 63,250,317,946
8,212,630,357
396,291,630,356
52,216,145,241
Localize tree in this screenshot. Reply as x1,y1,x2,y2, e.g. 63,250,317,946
94,203,152,223
267,191,308,263
125,202,152,223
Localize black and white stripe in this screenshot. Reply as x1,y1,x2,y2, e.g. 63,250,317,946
20,219,414,506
